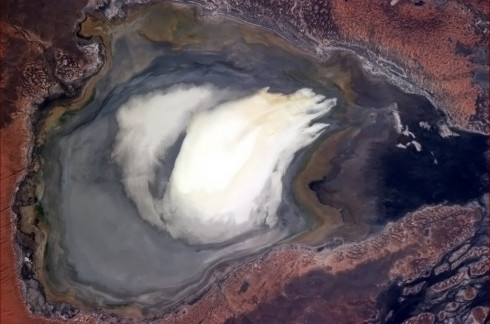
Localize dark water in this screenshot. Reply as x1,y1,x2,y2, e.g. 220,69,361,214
350,64,488,221
307,63,488,228
378,217,489,323
353,70,488,221
376,128,488,221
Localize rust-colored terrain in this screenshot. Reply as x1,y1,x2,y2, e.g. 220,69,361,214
167,205,487,323
216,0,489,133
1,0,101,323
328,0,489,133
1,0,488,323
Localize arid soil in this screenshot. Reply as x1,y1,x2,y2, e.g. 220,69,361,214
1,0,488,323
1,0,102,323
328,0,489,134
165,205,487,323
209,0,489,133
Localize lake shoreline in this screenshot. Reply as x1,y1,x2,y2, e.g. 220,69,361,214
1,0,488,323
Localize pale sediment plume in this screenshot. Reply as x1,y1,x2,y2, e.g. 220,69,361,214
114,85,336,244
112,84,225,224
